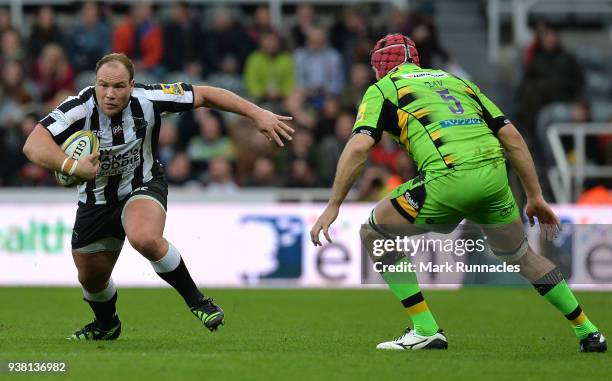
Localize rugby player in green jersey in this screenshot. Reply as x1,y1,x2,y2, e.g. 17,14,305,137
310,34,606,352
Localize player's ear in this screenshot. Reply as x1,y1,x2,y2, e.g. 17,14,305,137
130,79,135,89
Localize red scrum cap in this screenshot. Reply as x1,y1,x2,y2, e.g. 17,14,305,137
370,34,420,78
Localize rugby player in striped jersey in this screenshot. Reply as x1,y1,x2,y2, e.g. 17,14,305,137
24,53,294,340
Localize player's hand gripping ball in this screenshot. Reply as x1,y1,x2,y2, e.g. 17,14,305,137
54,131,99,187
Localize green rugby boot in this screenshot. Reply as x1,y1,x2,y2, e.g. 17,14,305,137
67,315,121,341
190,297,225,331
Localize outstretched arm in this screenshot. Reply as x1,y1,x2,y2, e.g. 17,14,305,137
192,85,294,146
310,134,375,245
497,123,560,238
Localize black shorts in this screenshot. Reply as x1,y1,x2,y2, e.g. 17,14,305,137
71,177,168,250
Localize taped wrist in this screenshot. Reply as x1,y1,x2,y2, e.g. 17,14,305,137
61,157,78,176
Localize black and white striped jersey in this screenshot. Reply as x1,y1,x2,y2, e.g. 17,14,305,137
40,82,194,205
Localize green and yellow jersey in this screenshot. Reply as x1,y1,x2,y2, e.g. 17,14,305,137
353,63,510,172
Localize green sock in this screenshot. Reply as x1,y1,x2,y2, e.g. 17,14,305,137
382,257,439,336
535,270,598,339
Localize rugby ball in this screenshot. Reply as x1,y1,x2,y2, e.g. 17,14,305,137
54,130,99,187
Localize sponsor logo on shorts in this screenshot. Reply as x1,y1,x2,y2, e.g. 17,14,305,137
403,191,420,210
500,205,514,217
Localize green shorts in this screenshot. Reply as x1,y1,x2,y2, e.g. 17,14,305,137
389,159,519,225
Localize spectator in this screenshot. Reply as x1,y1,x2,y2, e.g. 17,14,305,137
166,152,199,186
203,7,250,74
286,159,316,188
518,23,584,134
277,128,318,179
409,18,450,69
162,2,203,77
205,55,244,97
112,1,163,76
1,29,25,66
286,27,344,125
32,43,75,105
395,153,416,182
245,157,279,187
228,116,278,184
290,4,316,48
386,7,412,37
246,6,277,48
45,90,74,114
206,158,238,193
0,113,38,185
357,165,398,201
186,109,234,174
341,63,373,111
294,26,344,99
0,7,11,35
0,61,37,128
158,119,180,167
315,95,342,139
27,6,67,63
9,113,53,186
370,134,402,174
330,7,373,67
244,32,295,105
1,60,34,105
523,21,548,68
318,111,354,186
70,2,111,73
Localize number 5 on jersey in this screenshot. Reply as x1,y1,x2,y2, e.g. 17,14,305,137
437,89,464,115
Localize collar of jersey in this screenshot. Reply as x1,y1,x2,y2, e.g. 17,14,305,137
387,63,421,78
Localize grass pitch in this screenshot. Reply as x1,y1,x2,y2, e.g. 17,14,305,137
0,287,610,381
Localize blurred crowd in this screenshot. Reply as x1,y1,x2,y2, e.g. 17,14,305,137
0,1,455,198
517,20,612,201
0,1,609,202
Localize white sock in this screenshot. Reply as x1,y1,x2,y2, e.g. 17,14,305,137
83,278,116,302
150,242,181,273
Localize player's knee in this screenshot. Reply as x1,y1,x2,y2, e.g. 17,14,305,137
360,223,383,262
359,222,373,244
77,272,108,292
128,235,163,257
360,217,404,265
360,216,383,253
